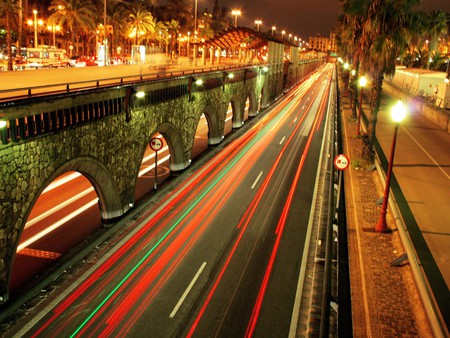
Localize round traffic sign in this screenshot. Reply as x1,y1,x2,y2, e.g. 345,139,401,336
150,137,163,151
334,154,350,170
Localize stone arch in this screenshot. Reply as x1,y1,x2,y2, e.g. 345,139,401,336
201,105,222,146
260,83,269,110
229,98,244,129
40,157,124,222
247,88,258,118
155,122,190,172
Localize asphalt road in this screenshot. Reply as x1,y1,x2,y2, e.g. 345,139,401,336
11,64,335,337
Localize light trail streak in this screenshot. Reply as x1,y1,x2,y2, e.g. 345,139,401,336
67,85,300,337
42,172,82,194
24,187,94,228
187,76,320,336
30,67,329,337
18,199,98,252
115,172,245,336
33,106,269,336
186,65,333,336
246,66,331,337
75,137,260,336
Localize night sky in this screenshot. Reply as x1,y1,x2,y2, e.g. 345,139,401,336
207,0,450,41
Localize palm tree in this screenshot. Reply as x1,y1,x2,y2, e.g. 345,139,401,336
48,0,97,55
424,10,448,69
104,0,128,56
404,10,427,68
127,2,157,45
165,19,180,56
340,0,422,161
337,0,367,118
0,0,20,71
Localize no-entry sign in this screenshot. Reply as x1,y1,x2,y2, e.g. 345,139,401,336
333,154,350,170
150,137,163,151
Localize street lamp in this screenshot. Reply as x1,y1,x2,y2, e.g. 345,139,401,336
47,23,61,47
271,26,276,36
375,100,408,233
231,10,241,28
357,76,367,136
281,30,286,40
255,20,262,32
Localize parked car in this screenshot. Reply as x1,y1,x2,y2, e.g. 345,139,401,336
69,55,84,67
69,55,97,67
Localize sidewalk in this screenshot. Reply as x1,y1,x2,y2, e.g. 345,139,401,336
339,88,433,337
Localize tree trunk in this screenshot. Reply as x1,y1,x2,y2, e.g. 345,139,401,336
350,58,360,119
365,73,383,162
6,11,13,71
350,79,358,118
18,0,23,50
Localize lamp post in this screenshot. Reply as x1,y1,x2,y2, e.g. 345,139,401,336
375,100,408,233
194,0,198,33
33,9,38,48
231,10,241,28
271,26,276,36
281,30,285,40
357,76,367,136
187,31,191,57
255,20,262,32
104,0,108,66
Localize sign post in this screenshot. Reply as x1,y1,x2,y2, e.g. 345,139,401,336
150,137,163,190
333,154,350,212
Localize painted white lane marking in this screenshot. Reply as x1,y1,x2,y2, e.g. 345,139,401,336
170,262,207,318
251,171,264,190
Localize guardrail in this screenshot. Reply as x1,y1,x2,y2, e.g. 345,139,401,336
0,63,269,145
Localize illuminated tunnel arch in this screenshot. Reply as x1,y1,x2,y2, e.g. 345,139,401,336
8,156,123,290
36,156,124,223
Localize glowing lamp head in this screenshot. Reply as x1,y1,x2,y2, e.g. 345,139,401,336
359,76,367,88
195,79,203,86
391,100,407,123
135,91,145,99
